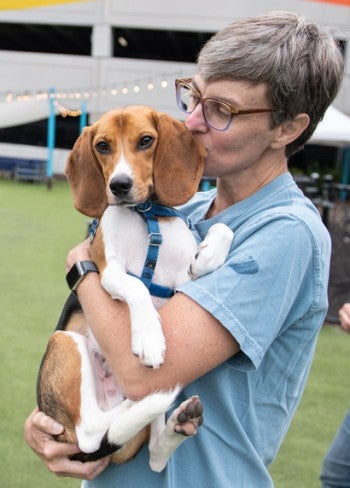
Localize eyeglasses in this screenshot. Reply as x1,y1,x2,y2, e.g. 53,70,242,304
175,78,275,131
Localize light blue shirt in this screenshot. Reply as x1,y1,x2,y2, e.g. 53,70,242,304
84,173,331,487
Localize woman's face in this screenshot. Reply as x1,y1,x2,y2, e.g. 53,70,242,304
184,77,281,179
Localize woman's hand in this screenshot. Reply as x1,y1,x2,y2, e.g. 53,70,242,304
24,408,110,480
338,303,350,333
66,239,92,273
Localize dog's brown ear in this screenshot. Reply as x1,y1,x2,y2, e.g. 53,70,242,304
65,126,108,218
153,114,206,207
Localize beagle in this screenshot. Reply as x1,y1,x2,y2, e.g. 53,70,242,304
37,106,233,472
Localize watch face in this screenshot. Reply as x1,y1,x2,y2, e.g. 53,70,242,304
66,263,83,291
66,261,99,291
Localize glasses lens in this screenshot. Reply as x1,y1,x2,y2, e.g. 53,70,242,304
203,99,232,131
177,82,198,114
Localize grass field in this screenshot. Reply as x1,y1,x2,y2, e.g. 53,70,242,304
1,177,349,487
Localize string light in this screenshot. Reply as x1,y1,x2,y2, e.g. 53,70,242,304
0,72,192,118
56,103,82,118
0,72,189,104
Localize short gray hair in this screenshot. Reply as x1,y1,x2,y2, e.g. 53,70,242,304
197,11,344,156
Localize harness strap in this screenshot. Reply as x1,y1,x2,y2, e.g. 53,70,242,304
127,272,175,299
89,218,99,242
134,200,188,222
88,200,189,299
133,200,188,298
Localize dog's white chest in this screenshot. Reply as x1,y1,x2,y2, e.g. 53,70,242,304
101,205,197,293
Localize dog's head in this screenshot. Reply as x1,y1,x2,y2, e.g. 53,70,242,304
65,105,206,218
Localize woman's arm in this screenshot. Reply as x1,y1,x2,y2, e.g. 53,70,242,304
24,238,239,476
67,240,240,400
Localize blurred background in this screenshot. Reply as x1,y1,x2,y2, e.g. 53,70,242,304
1,2,350,486
0,0,348,175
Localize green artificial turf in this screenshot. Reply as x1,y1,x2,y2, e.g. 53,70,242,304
0,178,82,487
0,177,348,487
270,324,349,487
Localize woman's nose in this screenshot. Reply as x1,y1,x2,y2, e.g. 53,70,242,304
184,104,208,132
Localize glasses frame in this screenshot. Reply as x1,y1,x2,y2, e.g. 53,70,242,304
175,78,275,131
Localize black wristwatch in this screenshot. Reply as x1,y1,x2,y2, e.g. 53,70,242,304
66,260,99,293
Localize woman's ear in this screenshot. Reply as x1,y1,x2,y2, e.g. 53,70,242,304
153,114,206,206
271,113,310,150
65,125,108,218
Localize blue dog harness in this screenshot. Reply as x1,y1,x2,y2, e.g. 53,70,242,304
89,200,189,299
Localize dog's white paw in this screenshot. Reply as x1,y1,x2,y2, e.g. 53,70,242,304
131,312,166,368
189,223,234,280
148,394,202,473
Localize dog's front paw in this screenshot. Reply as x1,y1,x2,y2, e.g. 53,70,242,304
189,223,234,280
131,312,166,369
169,396,203,437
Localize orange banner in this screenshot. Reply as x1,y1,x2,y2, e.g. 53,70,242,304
0,0,88,9
309,0,350,5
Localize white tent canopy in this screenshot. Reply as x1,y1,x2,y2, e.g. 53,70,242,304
309,105,350,147
0,98,58,128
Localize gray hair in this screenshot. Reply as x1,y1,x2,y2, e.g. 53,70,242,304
197,11,344,156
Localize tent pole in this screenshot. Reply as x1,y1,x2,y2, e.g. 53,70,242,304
79,101,87,133
46,87,56,190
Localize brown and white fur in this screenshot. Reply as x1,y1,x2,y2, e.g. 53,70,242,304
37,106,233,472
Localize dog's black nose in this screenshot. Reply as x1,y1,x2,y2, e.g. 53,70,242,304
109,174,133,197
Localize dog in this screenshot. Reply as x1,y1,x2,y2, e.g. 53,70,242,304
37,105,233,472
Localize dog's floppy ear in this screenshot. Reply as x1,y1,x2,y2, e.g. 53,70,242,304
65,125,108,218
153,114,206,207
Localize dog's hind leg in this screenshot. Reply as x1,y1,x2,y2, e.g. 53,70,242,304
148,396,203,472
37,330,86,445
40,329,179,457
38,329,121,452
104,387,180,449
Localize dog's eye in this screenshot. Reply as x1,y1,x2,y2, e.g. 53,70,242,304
138,136,154,150
95,141,110,154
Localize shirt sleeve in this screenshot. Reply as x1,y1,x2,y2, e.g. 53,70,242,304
177,213,320,371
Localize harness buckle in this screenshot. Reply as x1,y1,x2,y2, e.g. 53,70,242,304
149,232,163,246
136,201,153,213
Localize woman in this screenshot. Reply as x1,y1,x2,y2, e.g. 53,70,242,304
24,11,344,487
